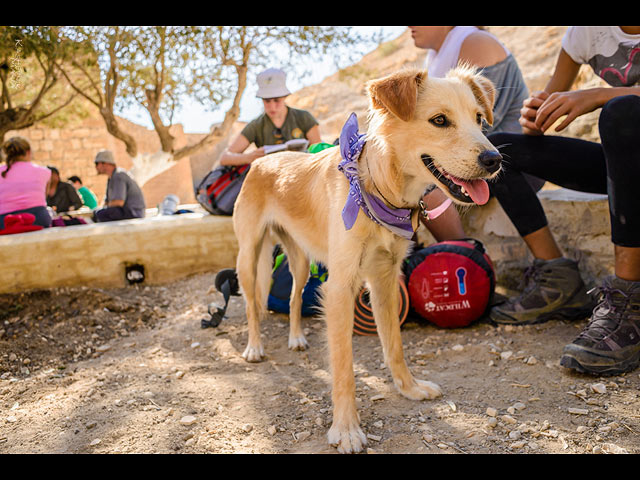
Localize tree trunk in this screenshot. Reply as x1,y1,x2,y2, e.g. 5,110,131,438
99,106,138,158
128,151,176,188
145,88,175,154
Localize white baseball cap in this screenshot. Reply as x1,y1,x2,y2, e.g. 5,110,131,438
255,68,291,99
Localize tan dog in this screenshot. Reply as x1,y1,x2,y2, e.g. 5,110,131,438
232,66,502,453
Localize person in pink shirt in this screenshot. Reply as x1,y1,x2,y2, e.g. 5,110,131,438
0,137,52,229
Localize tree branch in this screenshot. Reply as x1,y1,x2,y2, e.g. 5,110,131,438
54,61,102,109
34,90,78,122
172,63,247,161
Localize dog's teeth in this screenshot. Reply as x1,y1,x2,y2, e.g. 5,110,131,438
460,186,467,195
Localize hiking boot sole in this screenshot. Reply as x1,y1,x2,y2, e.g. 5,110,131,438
489,304,594,326
560,343,640,376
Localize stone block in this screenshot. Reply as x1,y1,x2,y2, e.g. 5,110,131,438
47,129,60,140
29,130,44,141
0,213,238,293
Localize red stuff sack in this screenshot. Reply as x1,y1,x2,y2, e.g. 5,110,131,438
402,239,495,328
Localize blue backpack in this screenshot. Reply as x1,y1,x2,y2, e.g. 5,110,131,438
201,250,328,328
267,249,328,316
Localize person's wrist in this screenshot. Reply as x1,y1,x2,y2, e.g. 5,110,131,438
594,87,614,109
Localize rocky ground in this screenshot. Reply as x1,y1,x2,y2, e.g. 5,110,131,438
1,272,638,454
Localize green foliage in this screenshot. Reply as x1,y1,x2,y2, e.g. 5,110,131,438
4,26,381,156
0,26,92,138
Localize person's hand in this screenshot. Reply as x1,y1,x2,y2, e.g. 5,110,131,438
535,89,600,133
251,147,266,162
519,91,549,135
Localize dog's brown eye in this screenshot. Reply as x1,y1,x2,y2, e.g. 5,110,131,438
430,114,448,127
476,113,483,125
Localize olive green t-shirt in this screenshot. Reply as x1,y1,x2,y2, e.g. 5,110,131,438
241,107,318,148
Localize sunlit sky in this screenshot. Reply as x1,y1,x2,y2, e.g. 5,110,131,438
120,26,407,134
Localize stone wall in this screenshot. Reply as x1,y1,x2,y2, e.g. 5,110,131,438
0,214,238,293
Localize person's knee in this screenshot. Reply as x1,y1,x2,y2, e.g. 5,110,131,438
599,95,640,139
94,208,112,223
487,131,512,150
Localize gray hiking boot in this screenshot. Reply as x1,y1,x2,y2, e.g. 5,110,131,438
490,257,594,325
560,275,640,375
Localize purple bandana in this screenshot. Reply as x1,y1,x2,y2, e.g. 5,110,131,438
337,113,416,240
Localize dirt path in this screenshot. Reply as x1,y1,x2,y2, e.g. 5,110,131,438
1,272,638,454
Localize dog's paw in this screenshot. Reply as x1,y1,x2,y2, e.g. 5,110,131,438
242,344,265,363
288,334,309,351
327,422,367,454
398,378,443,401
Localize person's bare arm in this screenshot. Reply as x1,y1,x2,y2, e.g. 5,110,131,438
458,31,508,68
519,49,581,135
219,134,265,166
533,49,640,133
305,125,322,145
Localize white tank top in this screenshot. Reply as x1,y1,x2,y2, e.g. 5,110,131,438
425,26,509,78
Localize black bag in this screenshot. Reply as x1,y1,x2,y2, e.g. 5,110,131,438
196,164,250,215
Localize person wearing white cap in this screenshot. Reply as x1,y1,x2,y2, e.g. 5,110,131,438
219,68,321,166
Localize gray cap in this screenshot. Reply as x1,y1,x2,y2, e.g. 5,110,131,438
94,150,116,165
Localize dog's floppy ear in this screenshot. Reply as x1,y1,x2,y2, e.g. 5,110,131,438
367,70,425,122
465,70,496,126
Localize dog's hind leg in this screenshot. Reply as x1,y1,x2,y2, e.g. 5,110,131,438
275,226,311,351
366,263,442,401
236,223,273,363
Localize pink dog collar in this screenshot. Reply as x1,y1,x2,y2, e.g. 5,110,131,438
419,197,453,221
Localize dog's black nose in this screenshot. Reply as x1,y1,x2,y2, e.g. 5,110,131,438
478,150,502,174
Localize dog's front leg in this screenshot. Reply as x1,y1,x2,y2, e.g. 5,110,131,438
368,272,442,401
324,278,367,454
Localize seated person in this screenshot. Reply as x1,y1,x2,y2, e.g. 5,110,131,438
68,175,98,210
486,26,640,376
0,137,52,229
408,26,542,240
46,166,83,213
92,150,146,222
219,68,321,167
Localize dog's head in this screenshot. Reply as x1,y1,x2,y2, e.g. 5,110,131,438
365,66,502,206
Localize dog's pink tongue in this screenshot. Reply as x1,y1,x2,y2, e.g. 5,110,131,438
451,177,490,205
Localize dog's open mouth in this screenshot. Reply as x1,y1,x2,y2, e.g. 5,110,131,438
422,154,490,205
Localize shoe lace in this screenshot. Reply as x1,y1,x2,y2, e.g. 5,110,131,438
578,285,628,342
510,263,550,304
519,263,544,291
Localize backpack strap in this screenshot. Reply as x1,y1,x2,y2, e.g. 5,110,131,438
201,269,240,329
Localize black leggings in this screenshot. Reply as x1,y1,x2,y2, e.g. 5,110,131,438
488,95,640,248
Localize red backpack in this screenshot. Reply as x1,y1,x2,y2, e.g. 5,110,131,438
402,239,495,328
196,164,250,216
